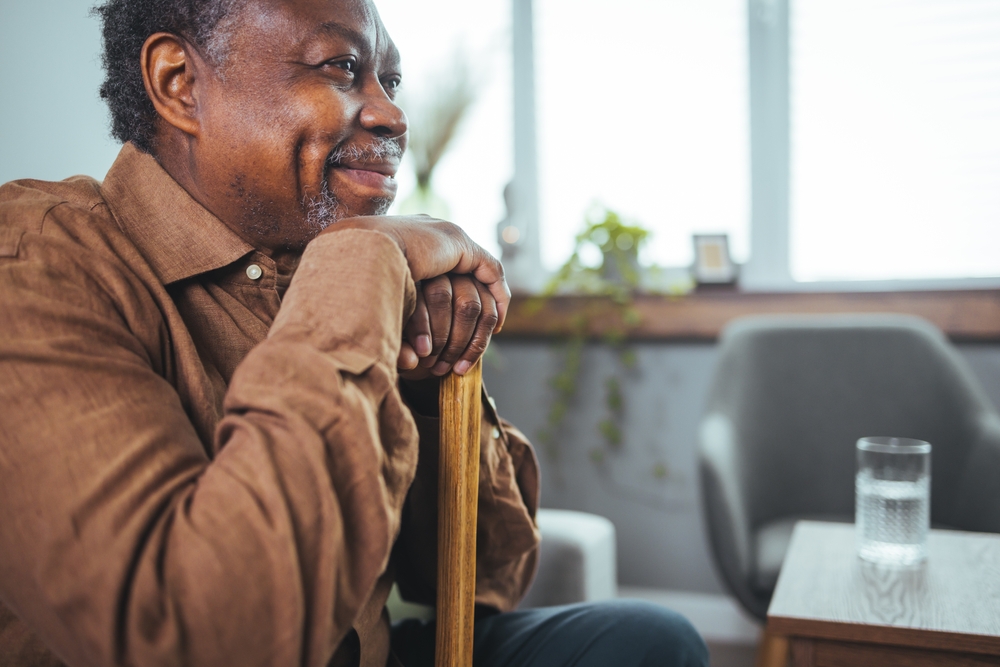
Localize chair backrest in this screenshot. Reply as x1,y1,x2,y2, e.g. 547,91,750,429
705,314,996,530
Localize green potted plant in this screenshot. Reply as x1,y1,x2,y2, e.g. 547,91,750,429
534,207,650,461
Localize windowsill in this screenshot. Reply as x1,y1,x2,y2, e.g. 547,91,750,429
744,276,1000,293
495,289,1000,342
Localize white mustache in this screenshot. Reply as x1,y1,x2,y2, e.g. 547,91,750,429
327,138,403,166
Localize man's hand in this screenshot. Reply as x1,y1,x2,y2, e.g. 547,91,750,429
397,274,497,378
325,215,509,377
326,215,510,335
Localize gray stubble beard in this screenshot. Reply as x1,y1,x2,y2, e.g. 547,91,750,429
302,180,344,234
301,137,403,232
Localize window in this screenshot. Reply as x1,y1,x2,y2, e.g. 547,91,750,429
790,0,1000,282
7,0,1000,289
378,0,513,261
535,0,750,270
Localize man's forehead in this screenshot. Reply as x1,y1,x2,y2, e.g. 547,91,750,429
248,0,397,58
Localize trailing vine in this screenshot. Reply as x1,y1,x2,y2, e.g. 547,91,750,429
533,208,648,464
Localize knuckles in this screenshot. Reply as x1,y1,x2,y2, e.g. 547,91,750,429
466,338,489,355
423,286,453,310
426,218,464,238
454,299,483,323
479,311,499,330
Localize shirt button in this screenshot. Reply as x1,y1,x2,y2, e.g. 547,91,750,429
246,264,263,280
491,426,501,439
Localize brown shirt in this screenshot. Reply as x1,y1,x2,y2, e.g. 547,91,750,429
0,144,540,667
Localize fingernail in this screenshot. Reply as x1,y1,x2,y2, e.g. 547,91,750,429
454,360,471,375
432,361,451,376
416,334,431,356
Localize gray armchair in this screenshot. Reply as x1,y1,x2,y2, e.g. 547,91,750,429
387,508,617,621
698,314,1000,621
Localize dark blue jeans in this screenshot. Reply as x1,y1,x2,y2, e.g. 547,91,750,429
391,599,709,667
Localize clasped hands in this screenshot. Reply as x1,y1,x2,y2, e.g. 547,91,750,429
325,214,509,382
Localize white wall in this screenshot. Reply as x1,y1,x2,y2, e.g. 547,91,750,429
0,1,123,185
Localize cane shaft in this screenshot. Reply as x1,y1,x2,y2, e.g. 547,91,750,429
434,360,482,667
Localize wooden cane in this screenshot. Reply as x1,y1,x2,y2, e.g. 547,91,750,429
434,359,483,667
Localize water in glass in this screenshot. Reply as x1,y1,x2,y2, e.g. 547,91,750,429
856,472,929,564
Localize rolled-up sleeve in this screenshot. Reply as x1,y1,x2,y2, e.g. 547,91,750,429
0,226,417,667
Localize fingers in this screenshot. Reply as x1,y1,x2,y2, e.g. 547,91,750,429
407,274,496,377
452,279,497,375
445,238,510,333
397,340,420,372
419,275,454,368
430,275,484,376
404,285,433,359
331,215,510,333
390,217,509,333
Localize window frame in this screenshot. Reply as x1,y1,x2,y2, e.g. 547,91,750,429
514,0,1000,293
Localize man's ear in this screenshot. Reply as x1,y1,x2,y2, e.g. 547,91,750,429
141,33,202,139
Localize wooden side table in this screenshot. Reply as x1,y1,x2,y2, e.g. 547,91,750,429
765,521,1000,666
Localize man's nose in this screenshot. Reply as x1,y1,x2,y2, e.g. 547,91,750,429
360,86,407,139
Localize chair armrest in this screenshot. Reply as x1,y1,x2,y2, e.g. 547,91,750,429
518,509,617,609
388,508,618,618
698,413,752,583
952,411,1000,533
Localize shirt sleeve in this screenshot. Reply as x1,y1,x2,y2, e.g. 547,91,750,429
0,222,417,667
392,387,541,613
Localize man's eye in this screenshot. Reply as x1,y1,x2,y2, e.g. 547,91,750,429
383,76,401,92
324,57,357,73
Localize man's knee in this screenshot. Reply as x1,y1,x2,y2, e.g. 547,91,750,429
471,599,708,667
591,599,708,667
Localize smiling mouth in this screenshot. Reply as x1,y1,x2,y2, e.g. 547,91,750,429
328,163,398,192
325,139,403,195
326,139,402,171
333,161,398,177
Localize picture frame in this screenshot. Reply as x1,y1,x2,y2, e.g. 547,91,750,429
692,234,737,284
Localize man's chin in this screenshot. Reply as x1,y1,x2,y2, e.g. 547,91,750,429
328,194,396,219
366,196,394,217
302,188,395,232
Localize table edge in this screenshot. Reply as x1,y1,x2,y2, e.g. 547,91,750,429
767,615,1000,657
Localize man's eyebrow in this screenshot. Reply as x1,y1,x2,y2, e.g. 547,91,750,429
384,42,401,71
310,20,400,71
313,20,372,56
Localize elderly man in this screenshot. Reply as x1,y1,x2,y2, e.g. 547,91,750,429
0,0,708,665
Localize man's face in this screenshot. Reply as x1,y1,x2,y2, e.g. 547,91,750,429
188,0,406,252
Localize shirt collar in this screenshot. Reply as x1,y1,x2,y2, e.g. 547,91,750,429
100,143,255,285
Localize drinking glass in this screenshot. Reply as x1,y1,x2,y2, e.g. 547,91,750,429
855,437,931,565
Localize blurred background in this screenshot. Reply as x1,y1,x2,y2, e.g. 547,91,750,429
4,1,1000,665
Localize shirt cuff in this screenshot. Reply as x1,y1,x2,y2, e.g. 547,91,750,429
268,229,416,371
